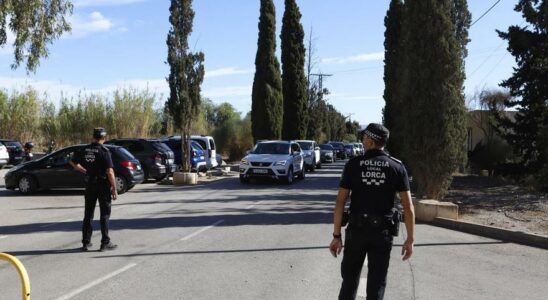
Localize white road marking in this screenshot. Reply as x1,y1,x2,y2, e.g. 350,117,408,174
357,278,368,298
246,201,263,209
180,219,224,241
357,260,368,297
40,218,73,228
54,263,137,300
0,235,8,239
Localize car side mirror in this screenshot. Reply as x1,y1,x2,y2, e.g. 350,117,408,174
315,147,320,151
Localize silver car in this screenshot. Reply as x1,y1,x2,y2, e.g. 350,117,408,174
239,141,305,184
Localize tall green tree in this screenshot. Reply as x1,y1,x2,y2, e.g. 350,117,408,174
166,0,205,172
496,0,548,189
281,0,308,140
0,0,73,72
251,0,283,142
400,0,467,199
382,0,405,158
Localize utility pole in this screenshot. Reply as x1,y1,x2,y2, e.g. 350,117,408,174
310,73,333,93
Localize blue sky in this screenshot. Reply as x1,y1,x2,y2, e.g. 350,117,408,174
0,0,523,125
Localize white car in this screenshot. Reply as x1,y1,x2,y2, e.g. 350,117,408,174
296,140,321,171
0,144,9,169
190,135,218,169
239,141,305,184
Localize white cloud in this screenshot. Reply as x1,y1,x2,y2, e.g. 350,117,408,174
73,0,146,7
68,12,114,38
0,29,15,55
330,93,382,101
202,86,251,98
205,67,254,78
322,52,384,64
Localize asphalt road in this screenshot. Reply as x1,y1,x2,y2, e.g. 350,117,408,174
1,162,547,300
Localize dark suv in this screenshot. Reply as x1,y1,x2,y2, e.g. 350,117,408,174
4,144,144,194
328,141,347,159
0,139,24,165
106,138,176,181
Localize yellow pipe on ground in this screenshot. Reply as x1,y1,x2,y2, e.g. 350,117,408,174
0,252,31,300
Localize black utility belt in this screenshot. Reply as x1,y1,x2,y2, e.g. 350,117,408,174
85,176,108,184
348,214,391,228
344,210,402,237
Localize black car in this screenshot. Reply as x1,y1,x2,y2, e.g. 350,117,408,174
0,139,24,165
106,138,176,181
4,144,144,194
328,141,347,159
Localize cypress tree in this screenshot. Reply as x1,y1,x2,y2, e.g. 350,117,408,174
281,0,308,140
251,0,283,142
382,0,405,158
497,0,548,188
166,0,205,172
400,0,467,199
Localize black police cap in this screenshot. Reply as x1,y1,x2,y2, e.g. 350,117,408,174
360,123,389,143
93,128,107,139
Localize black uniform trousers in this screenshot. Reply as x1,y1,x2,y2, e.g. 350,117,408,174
82,182,112,245
339,225,393,300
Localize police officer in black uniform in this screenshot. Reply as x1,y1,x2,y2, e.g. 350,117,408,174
70,128,118,252
329,123,415,300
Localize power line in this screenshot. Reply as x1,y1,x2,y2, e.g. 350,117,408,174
471,0,502,27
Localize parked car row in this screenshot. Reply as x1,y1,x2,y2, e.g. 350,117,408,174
0,139,24,166
5,144,144,195
3,135,220,195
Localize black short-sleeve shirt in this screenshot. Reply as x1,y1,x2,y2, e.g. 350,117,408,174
71,142,113,179
339,149,410,215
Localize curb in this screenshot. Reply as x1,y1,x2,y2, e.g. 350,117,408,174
431,217,548,250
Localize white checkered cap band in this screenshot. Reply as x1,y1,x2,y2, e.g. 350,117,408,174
364,129,383,141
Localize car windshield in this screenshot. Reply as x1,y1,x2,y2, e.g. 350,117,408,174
115,147,136,160
297,142,313,150
2,141,22,148
330,143,344,148
319,144,333,150
151,141,172,152
252,143,289,155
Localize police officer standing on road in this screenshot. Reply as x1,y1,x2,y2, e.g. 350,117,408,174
70,128,118,252
329,123,415,300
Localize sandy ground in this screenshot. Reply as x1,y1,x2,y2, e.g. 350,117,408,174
445,175,548,236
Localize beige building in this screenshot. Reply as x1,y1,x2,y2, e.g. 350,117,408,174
467,110,516,151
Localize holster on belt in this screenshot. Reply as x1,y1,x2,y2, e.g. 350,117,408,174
348,210,401,236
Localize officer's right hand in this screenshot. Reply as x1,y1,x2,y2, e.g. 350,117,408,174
329,238,343,258
111,187,118,201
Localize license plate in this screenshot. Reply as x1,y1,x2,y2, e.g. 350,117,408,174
253,169,268,174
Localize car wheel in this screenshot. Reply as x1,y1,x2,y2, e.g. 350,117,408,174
18,175,37,194
115,175,128,194
284,167,294,185
298,168,305,180
240,175,250,184
316,161,322,169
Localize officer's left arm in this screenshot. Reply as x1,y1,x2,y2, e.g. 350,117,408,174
69,153,86,174
333,187,350,236
330,187,350,257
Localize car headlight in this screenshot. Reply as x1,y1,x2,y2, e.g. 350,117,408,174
240,158,249,165
274,160,287,166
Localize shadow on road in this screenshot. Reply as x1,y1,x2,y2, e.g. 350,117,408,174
95,246,329,259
